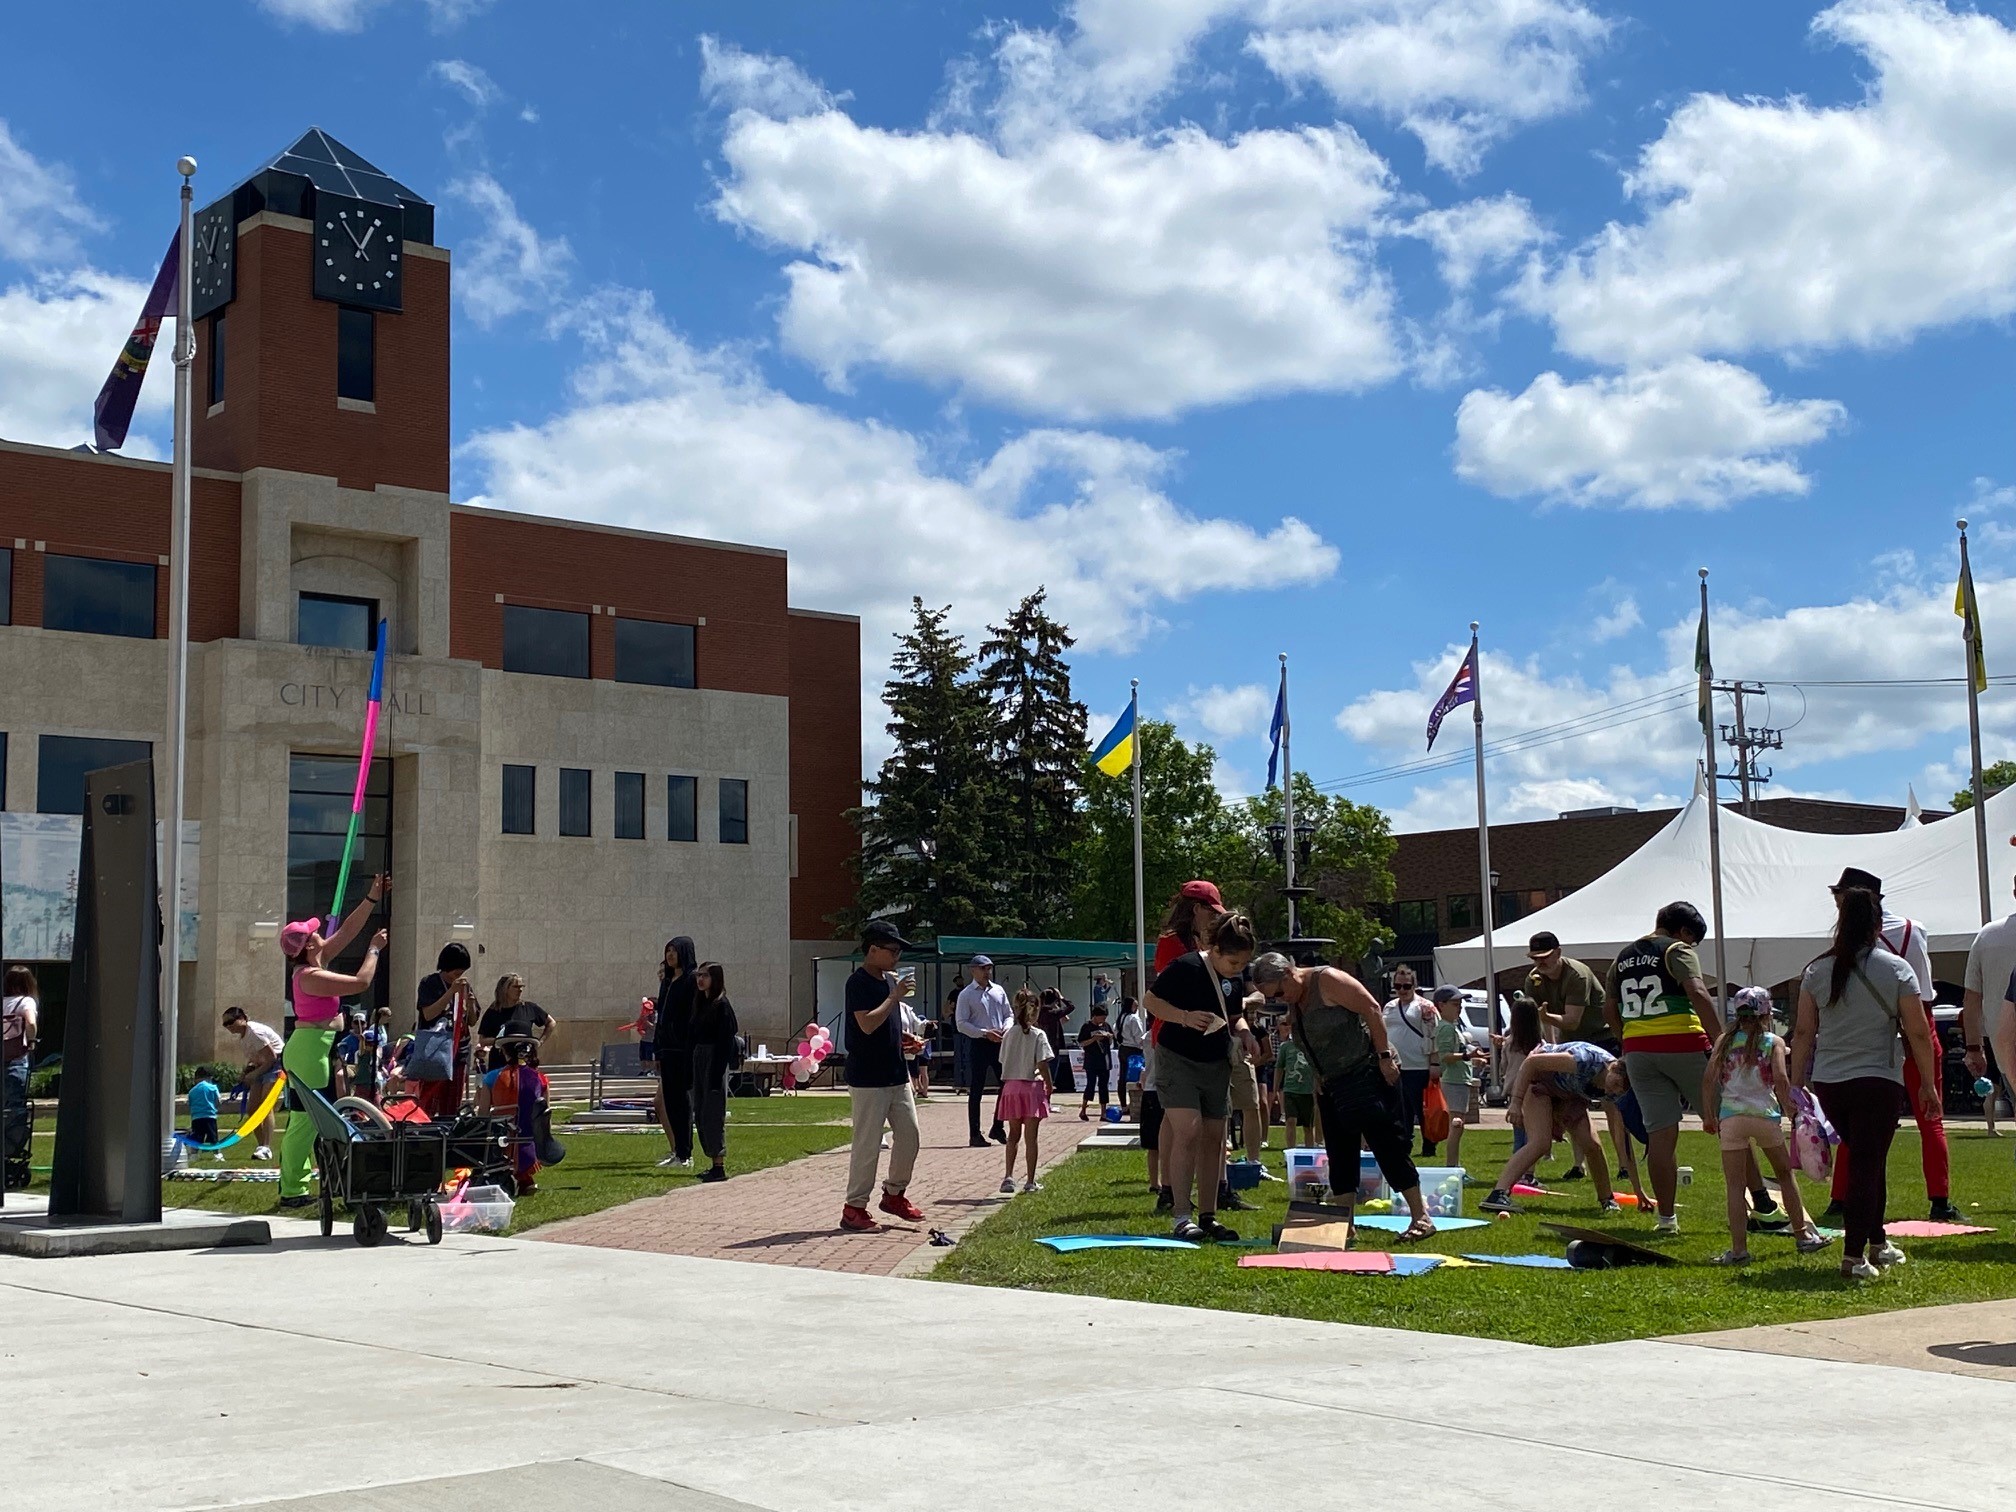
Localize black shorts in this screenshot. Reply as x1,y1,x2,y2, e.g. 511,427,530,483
189,1117,219,1146
1139,1091,1164,1151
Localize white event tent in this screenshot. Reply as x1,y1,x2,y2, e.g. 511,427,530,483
1434,784,2016,990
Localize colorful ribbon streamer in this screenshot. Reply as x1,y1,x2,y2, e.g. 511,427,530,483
328,624,389,931
174,1071,288,1152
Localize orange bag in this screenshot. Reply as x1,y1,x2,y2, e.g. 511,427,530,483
1421,1079,1451,1145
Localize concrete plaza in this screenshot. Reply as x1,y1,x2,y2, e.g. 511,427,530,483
3,1209,2013,1512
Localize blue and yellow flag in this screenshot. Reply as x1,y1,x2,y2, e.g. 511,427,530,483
1091,693,1136,777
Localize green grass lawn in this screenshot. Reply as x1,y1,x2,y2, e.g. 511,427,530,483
933,1126,2016,1347
23,1095,851,1237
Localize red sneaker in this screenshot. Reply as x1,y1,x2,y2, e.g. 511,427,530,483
879,1192,926,1222
840,1205,879,1232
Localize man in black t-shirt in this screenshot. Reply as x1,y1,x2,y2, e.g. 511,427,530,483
841,920,929,1232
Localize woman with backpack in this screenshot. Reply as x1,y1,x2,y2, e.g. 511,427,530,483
690,961,740,1184
1791,885,1941,1281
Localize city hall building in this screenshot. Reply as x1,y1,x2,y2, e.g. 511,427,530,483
0,130,861,1062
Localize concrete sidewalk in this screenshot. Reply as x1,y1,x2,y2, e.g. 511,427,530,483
4,1216,2013,1512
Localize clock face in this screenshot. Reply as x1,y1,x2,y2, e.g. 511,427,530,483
191,200,235,320
311,193,404,312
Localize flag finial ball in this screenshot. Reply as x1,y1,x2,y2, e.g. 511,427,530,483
1959,518,1969,532
1698,567,1709,579
176,156,197,178
1469,620,1479,632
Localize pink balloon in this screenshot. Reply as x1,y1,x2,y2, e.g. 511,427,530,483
793,1056,815,1079
811,1043,830,1061
795,1040,811,1058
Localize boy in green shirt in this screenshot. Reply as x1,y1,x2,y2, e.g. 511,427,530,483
1431,986,1485,1175
1273,1023,1317,1149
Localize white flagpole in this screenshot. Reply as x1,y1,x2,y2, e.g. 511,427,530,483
1470,624,1498,1024
1130,681,1146,999
1960,520,1992,925
161,157,196,1164
1700,570,1729,1015
1279,653,1296,940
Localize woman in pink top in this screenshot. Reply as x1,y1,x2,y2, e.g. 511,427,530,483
276,874,390,1209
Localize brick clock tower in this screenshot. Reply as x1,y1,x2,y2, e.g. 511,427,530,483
189,128,449,495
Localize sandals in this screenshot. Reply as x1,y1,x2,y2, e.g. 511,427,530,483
1398,1215,1437,1242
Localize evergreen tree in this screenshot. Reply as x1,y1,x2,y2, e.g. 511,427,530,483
846,600,1010,939
975,588,1086,935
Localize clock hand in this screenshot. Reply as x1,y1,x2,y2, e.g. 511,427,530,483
340,217,364,251
357,225,377,257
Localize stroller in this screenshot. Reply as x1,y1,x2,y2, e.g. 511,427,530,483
302,1083,451,1246
481,1033,565,1194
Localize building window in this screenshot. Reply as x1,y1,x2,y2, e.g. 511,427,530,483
613,617,697,689
559,768,592,837
615,771,644,839
1390,900,1437,933
38,735,153,815
719,778,749,845
288,753,391,1008
502,764,536,835
1495,888,1554,926
667,775,697,842
42,554,156,639
501,604,590,679
0,545,11,625
297,592,377,651
337,306,374,402
1447,894,1480,932
208,312,225,405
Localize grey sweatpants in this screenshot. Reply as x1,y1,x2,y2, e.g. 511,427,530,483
847,1082,920,1208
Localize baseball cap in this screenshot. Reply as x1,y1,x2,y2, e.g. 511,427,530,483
861,919,915,952
969,954,994,967
1731,986,1773,1017
1179,879,1225,908
1527,931,1560,956
1830,866,1883,896
279,919,319,957
1431,986,1463,1004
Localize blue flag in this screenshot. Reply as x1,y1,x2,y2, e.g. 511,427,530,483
1425,642,1477,752
1266,673,1287,789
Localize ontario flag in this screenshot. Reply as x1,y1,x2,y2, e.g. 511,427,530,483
1425,641,1477,752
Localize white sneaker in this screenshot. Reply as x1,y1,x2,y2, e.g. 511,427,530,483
1022,1179,1043,1194
1871,1242,1908,1268
1844,1257,1881,1281
999,1177,1016,1194
252,1145,272,1162
1654,1213,1680,1236
213,1153,227,1165
657,1155,690,1169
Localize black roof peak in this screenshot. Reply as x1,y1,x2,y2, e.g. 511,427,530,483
256,126,429,209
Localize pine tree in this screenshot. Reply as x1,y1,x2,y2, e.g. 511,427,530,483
846,600,1011,939
975,588,1086,935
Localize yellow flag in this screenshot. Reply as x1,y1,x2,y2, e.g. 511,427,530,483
1957,558,1988,693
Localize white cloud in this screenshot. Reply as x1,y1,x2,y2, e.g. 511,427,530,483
254,0,490,31
1454,358,1847,509
1170,682,1275,740
446,174,573,326
459,289,1338,710
988,0,1235,140
1589,594,1641,643
1407,193,1546,290
0,270,169,452
1246,0,1612,175
430,58,499,108
0,120,100,265
699,35,837,119
714,106,1398,420
1527,0,2016,365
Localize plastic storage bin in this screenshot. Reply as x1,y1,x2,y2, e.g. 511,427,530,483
1226,1159,1264,1191
1414,1166,1465,1219
439,1183,515,1233
1285,1147,1329,1201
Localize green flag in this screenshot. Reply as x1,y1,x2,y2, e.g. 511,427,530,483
1694,598,1712,734
1956,555,1988,694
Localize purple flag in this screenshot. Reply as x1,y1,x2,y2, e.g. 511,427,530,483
91,230,179,451
1425,641,1477,752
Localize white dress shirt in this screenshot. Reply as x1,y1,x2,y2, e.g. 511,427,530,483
955,980,1011,1039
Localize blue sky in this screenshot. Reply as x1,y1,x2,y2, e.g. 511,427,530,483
6,0,2016,831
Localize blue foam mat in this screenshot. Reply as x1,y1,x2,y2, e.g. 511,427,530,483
1036,1234,1199,1252
1387,1253,1445,1276
1353,1214,1489,1233
1460,1252,1574,1269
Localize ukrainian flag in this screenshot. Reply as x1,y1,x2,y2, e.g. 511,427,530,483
1091,693,1136,777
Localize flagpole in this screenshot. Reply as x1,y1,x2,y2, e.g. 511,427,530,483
1960,519,1992,924
1469,624,1498,1024
160,156,196,1164
1130,681,1147,1001
1699,570,1729,1016
1278,653,1298,940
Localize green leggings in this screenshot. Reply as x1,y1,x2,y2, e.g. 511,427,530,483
280,1024,337,1198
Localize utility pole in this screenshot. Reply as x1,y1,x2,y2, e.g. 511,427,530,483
1715,679,1781,817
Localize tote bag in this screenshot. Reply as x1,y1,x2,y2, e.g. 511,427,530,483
1420,1078,1452,1144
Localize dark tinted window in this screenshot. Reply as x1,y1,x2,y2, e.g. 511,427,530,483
287,753,392,1005
559,768,591,837
337,306,374,402
615,771,644,839
667,775,697,842
43,554,156,638
502,764,536,835
298,593,376,651
37,735,152,815
502,605,589,678
719,778,749,845
1,546,11,625
208,312,225,405
614,618,696,689
1391,900,1436,932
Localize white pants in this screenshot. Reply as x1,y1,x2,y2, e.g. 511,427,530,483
847,1083,920,1209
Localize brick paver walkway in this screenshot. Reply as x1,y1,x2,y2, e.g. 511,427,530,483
534,1090,1105,1276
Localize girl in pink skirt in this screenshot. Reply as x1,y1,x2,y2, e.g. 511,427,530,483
998,987,1054,1194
